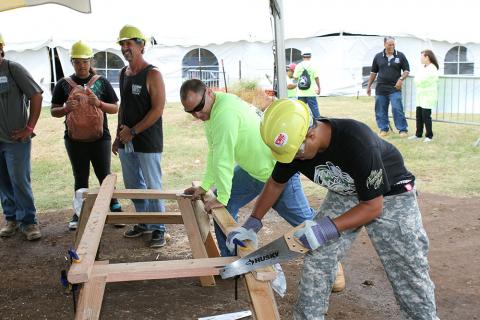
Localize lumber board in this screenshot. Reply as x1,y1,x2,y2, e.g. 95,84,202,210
74,193,96,249
85,188,180,200
91,257,235,283
177,198,216,286
105,212,183,224
75,260,108,320
68,174,116,284
244,273,281,320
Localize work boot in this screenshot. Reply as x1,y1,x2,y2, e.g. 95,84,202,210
379,130,388,137
0,221,18,237
68,214,79,231
124,225,150,238
399,131,408,138
110,202,125,228
332,262,346,293
22,224,42,241
150,230,167,248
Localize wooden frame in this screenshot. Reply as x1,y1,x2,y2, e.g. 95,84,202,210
69,174,280,319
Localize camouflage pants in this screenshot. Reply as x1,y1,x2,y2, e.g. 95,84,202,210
294,190,437,320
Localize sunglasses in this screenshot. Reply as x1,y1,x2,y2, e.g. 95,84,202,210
185,89,206,114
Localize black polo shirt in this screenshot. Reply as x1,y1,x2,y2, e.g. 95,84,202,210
371,49,410,96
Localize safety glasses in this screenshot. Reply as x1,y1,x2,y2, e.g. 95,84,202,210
185,89,206,114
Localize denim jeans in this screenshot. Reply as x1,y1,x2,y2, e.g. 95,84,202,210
214,166,314,256
375,91,408,132
0,141,37,227
298,96,320,119
119,149,165,232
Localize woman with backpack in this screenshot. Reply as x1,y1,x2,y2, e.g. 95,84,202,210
51,41,122,230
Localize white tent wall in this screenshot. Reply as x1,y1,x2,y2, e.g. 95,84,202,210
5,48,52,103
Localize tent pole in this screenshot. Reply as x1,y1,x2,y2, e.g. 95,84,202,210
51,47,57,86
270,0,286,99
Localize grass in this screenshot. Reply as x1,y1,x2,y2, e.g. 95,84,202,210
30,96,480,211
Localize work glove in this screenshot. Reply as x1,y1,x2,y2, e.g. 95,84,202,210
294,217,340,251
226,216,263,254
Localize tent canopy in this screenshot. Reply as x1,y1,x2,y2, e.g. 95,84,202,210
0,0,476,52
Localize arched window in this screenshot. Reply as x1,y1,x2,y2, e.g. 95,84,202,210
444,46,474,75
285,48,302,65
182,48,220,88
93,52,125,88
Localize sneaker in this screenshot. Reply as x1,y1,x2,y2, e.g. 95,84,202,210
110,203,125,228
424,137,433,143
150,230,166,248
408,135,421,140
0,221,18,237
379,131,388,137
22,224,42,241
123,225,149,238
332,262,346,293
399,131,408,138
68,214,79,231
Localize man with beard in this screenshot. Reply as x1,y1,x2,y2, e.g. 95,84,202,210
0,33,43,241
112,25,168,248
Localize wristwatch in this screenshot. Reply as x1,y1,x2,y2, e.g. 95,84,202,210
399,77,405,81
130,128,137,137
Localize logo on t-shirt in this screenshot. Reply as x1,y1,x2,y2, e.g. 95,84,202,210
313,162,356,195
274,133,288,147
132,84,142,95
366,169,383,190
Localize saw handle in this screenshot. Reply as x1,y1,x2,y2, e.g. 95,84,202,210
284,222,310,254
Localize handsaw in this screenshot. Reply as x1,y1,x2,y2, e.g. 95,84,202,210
219,222,309,279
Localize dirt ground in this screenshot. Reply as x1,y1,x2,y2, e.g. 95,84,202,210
0,192,479,320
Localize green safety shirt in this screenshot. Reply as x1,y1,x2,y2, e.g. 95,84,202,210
200,92,276,205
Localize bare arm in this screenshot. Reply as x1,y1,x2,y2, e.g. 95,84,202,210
118,68,165,142
251,177,287,221
366,72,377,96
332,196,383,232
395,71,410,90
315,76,321,95
11,92,42,141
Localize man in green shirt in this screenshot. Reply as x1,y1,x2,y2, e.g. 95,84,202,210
294,47,321,118
180,79,314,257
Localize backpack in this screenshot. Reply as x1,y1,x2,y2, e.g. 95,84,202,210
298,67,311,90
64,75,104,142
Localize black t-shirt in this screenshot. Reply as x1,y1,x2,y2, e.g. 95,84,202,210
51,74,118,140
371,50,410,96
272,118,414,201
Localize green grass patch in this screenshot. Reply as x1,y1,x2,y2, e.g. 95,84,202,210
30,97,480,211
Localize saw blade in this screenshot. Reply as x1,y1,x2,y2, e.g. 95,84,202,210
219,236,303,279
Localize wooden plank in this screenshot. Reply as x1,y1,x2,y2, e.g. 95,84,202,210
68,174,116,284
192,199,211,242
74,193,96,249
212,207,277,281
177,198,216,287
244,273,281,320
75,260,108,320
212,206,280,319
190,182,220,258
85,188,180,200
105,212,183,224
91,257,235,283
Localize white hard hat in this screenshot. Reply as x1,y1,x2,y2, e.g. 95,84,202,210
301,47,312,56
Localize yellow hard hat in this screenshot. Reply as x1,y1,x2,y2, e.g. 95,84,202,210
70,41,93,59
260,99,312,163
0,33,5,46
117,24,146,44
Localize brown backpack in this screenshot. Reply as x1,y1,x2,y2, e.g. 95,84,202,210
64,75,104,142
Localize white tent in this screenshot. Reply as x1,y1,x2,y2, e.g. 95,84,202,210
1,0,478,103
